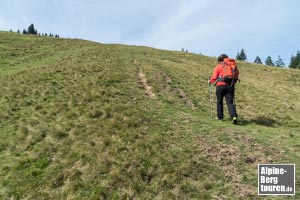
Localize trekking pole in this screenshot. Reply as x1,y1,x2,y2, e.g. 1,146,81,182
233,79,240,110
233,86,237,110
208,76,213,119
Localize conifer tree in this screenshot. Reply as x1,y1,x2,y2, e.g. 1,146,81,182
27,24,38,34
236,52,241,60
295,51,300,69
254,56,262,64
239,49,247,61
275,55,285,67
265,56,274,66
236,49,247,61
289,55,295,68
289,51,300,69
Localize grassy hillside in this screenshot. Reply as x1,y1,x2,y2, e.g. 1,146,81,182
0,31,300,199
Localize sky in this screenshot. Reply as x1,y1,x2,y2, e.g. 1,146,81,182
1,0,300,66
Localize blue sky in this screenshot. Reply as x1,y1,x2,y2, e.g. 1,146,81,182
1,0,300,65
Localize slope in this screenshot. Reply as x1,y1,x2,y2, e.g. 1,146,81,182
0,31,300,199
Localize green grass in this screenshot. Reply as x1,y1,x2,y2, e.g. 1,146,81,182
1,30,300,199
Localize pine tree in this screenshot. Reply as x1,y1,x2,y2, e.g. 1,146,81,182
236,49,247,61
296,51,300,69
27,24,37,34
265,56,274,66
275,55,285,67
254,56,262,64
239,49,247,61
289,55,295,68
289,51,300,69
236,52,241,60
22,29,27,34
289,54,298,69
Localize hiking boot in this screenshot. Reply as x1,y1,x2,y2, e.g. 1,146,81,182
232,117,238,125
215,117,223,121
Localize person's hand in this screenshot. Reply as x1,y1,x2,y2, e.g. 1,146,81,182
208,80,211,84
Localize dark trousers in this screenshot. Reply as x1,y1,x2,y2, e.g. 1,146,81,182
216,85,237,119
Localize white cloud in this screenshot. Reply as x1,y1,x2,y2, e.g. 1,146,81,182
142,1,213,48
138,0,300,61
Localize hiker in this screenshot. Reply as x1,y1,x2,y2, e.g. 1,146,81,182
208,54,238,124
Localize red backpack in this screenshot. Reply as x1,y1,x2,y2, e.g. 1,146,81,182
221,58,239,86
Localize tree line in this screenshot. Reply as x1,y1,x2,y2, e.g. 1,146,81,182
10,24,60,38
236,49,300,69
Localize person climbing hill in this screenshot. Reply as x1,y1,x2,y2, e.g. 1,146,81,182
208,54,239,125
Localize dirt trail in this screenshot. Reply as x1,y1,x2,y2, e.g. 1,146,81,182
138,68,156,99
176,88,197,110
134,59,196,109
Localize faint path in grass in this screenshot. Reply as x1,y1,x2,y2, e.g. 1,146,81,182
161,70,197,110
137,67,156,99
134,59,197,109
0,44,96,76
175,88,197,110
